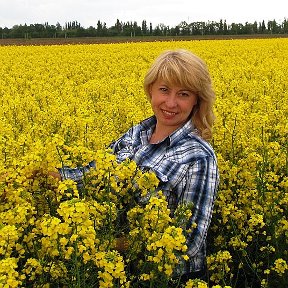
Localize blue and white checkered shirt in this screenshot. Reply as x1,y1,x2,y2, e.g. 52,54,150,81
59,115,219,274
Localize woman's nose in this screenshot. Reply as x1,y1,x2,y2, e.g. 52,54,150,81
165,94,177,108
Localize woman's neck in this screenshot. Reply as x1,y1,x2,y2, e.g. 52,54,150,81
149,125,174,144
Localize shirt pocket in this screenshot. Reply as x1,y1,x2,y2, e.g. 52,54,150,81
151,160,189,195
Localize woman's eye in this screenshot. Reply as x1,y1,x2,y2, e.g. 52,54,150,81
179,92,190,97
160,87,168,92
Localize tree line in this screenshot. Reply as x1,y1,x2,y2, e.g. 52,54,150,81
1,18,288,39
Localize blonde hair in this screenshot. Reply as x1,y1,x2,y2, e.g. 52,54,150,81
144,49,216,141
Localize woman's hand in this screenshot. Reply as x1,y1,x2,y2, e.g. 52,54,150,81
28,169,61,181
115,236,129,252
47,171,61,181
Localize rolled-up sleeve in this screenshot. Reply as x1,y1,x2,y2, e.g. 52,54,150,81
183,156,219,258
58,161,96,188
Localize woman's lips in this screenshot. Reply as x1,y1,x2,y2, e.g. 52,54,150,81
162,109,177,116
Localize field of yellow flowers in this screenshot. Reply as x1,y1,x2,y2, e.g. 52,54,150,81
0,38,287,288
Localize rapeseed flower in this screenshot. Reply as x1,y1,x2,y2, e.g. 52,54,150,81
0,38,287,287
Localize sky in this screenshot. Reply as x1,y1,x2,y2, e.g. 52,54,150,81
0,0,287,29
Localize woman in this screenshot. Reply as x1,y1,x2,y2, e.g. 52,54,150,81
58,49,219,282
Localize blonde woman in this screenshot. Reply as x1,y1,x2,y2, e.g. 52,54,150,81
58,49,219,282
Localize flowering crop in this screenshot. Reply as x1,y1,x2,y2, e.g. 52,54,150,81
0,38,287,287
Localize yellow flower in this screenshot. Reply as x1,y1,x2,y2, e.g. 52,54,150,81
139,273,151,281
0,225,19,257
272,258,288,275
24,258,43,281
0,257,23,287
1,38,288,287
185,279,209,287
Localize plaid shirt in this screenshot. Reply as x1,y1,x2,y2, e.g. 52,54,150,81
59,116,219,274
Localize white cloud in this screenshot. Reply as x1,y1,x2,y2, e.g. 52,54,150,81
0,0,287,28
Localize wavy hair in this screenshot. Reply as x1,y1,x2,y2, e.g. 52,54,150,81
143,49,216,141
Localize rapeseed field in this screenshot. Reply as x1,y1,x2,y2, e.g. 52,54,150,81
0,38,287,287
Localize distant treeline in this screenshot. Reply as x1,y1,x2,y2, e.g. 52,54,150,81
1,18,288,39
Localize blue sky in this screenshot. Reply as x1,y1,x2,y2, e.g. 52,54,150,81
0,0,287,28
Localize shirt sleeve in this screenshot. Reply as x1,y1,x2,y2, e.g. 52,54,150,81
57,161,96,188
108,127,137,162
56,127,135,186
183,155,219,258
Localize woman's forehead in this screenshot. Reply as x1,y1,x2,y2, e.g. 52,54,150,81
154,77,193,91
156,73,190,88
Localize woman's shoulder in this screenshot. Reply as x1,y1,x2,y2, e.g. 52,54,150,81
109,117,154,153
168,130,217,163
188,131,216,156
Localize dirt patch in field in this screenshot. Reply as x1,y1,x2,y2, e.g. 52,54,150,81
0,34,287,46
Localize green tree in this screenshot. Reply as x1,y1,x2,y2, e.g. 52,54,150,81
261,20,266,33
170,25,180,36
116,19,122,34
179,21,190,35
219,19,224,34
191,22,205,35
153,25,161,36
141,20,147,35
283,18,288,33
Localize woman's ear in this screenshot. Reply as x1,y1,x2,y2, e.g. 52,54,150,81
191,100,199,115
148,85,153,100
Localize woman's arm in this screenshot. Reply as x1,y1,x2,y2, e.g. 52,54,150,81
182,156,219,261
57,161,96,187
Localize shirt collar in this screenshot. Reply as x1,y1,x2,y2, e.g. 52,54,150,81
169,118,195,147
139,115,195,146
139,116,157,145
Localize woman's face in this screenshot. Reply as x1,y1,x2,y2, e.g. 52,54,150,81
150,78,198,133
